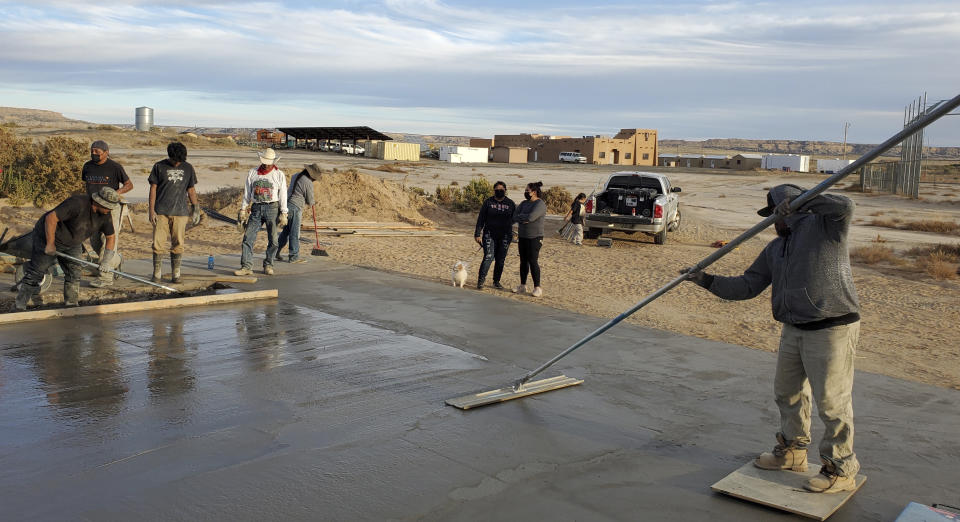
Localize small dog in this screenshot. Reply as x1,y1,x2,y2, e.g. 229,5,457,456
451,261,468,288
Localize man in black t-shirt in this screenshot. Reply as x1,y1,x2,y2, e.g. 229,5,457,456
82,140,133,286
148,142,200,283
15,188,121,310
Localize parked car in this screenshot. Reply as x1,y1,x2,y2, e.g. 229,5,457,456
559,151,587,163
584,172,681,244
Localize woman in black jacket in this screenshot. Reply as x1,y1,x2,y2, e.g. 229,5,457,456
473,180,516,289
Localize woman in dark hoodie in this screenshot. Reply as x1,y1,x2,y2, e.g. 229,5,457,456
474,180,516,289
513,181,547,297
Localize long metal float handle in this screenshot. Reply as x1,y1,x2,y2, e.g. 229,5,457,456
55,251,178,293
514,92,960,390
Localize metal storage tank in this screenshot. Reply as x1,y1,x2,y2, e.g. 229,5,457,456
135,106,153,131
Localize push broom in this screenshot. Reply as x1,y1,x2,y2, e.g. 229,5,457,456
446,91,960,410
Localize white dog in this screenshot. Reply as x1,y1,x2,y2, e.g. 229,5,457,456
451,261,468,288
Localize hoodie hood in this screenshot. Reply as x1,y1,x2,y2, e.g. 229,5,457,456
758,184,806,217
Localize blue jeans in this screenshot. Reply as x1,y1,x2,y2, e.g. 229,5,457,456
477,231,511,285
276,205,303,260
241,202,279,269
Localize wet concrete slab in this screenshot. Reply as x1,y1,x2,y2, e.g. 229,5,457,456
1,257,958,520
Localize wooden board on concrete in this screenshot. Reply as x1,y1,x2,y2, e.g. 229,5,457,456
0,289,278,325
711,461,866,521
178,274,258,284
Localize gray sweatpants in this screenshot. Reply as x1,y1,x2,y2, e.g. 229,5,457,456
775,321,860,477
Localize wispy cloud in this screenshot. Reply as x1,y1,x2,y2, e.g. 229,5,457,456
0,0,957,141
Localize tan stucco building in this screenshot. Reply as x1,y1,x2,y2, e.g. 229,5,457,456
492,146,528,164
730,154,763,170
490,129,658,165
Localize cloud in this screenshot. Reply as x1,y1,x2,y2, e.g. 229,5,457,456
0,0,957,141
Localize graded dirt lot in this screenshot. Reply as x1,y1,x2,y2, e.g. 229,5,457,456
2,145,959,390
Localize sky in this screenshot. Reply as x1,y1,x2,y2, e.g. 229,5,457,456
1,0,959,144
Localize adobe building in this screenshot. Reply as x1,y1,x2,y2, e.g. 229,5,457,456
730,153,763,170
469,138,494,148
491,146,528,164
491,128,658,166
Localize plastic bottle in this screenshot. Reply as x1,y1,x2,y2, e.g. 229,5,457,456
207,254,215,270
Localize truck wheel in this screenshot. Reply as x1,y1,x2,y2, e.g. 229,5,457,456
654,228,667,245
668,209,682,232
584,228,602,239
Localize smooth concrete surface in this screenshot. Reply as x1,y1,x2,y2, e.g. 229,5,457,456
1,255,958,521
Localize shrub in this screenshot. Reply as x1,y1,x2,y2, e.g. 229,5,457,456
458,177,492,211
409,186,427,197
227,160,242,170
541,185,573,214
198,186,243,210
0,130,87,206
850,245,903,265
915,252,958,280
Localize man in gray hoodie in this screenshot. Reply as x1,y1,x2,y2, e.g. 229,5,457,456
683,184,861,494
276,163,318,263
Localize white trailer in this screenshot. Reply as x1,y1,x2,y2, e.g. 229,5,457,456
762,154,810,172
439,146,488,163
816,158,854,174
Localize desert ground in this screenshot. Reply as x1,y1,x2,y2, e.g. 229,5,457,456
2,143,959,391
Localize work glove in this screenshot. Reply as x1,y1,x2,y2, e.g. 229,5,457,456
278,213,288,227
774,196,794,217
237,208,249,233
100,249,117,273
44,243,57,256
190,204,202,226
679,267,710,288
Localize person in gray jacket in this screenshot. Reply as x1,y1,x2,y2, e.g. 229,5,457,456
682,184,861,494
276,163,319,263
513,181,547,297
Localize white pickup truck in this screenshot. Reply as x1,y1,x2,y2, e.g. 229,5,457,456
584,172,682,244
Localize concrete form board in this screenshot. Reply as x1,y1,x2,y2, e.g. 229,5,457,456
0,259,957,520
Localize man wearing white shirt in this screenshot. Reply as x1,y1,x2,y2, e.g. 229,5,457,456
235,148,288,276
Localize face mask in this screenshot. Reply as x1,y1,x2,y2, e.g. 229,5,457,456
494,189,505,198
91,153,101,162
524,191,532,200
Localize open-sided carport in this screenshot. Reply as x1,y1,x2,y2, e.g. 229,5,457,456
277,126,392,152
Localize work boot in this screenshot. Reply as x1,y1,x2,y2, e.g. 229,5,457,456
15,283,39,311
170,253,182,283
754,433,808,472
804,463,856,493
64,282,80,307
152,253,163,282
234,267,253,276
263,265,275,276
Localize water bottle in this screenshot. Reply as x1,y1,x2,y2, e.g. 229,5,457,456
207,254,215,270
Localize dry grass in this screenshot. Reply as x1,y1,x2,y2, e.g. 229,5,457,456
197,186,243,210
227,160,242,170
851,245,904,265
915,252,959,280
869,218,960,236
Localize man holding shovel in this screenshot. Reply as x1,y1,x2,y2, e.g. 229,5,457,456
276,163,319,263
683,184,861,494
15,187,121,310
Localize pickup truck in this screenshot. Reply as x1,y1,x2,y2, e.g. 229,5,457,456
584,172,682,244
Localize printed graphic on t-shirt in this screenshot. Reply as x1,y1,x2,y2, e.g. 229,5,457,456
166,169,185,183
253,179,275,202
490,202,511,212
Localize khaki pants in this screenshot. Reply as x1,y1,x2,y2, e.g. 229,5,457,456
153,215,189,255
775,321,860,476
572,223,584,245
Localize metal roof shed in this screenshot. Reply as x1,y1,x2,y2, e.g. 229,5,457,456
277,126,393,151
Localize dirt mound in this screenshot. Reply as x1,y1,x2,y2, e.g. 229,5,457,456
210,168,435,226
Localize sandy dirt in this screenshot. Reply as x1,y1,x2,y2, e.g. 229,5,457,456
2,148,958,390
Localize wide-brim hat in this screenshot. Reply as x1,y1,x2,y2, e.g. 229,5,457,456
304,163,322,179
92,187,120,210
258,148,278,165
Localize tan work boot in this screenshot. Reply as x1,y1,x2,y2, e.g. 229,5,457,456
804,466,856,493
754,433,808,472
263,265,275,276
234,267,253,276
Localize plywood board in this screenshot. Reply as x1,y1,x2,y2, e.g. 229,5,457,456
0,289,278,324
711,461,866,521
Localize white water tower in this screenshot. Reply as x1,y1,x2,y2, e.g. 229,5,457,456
135,106,153,131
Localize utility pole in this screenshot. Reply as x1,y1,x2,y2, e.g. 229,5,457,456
842,122,851,160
